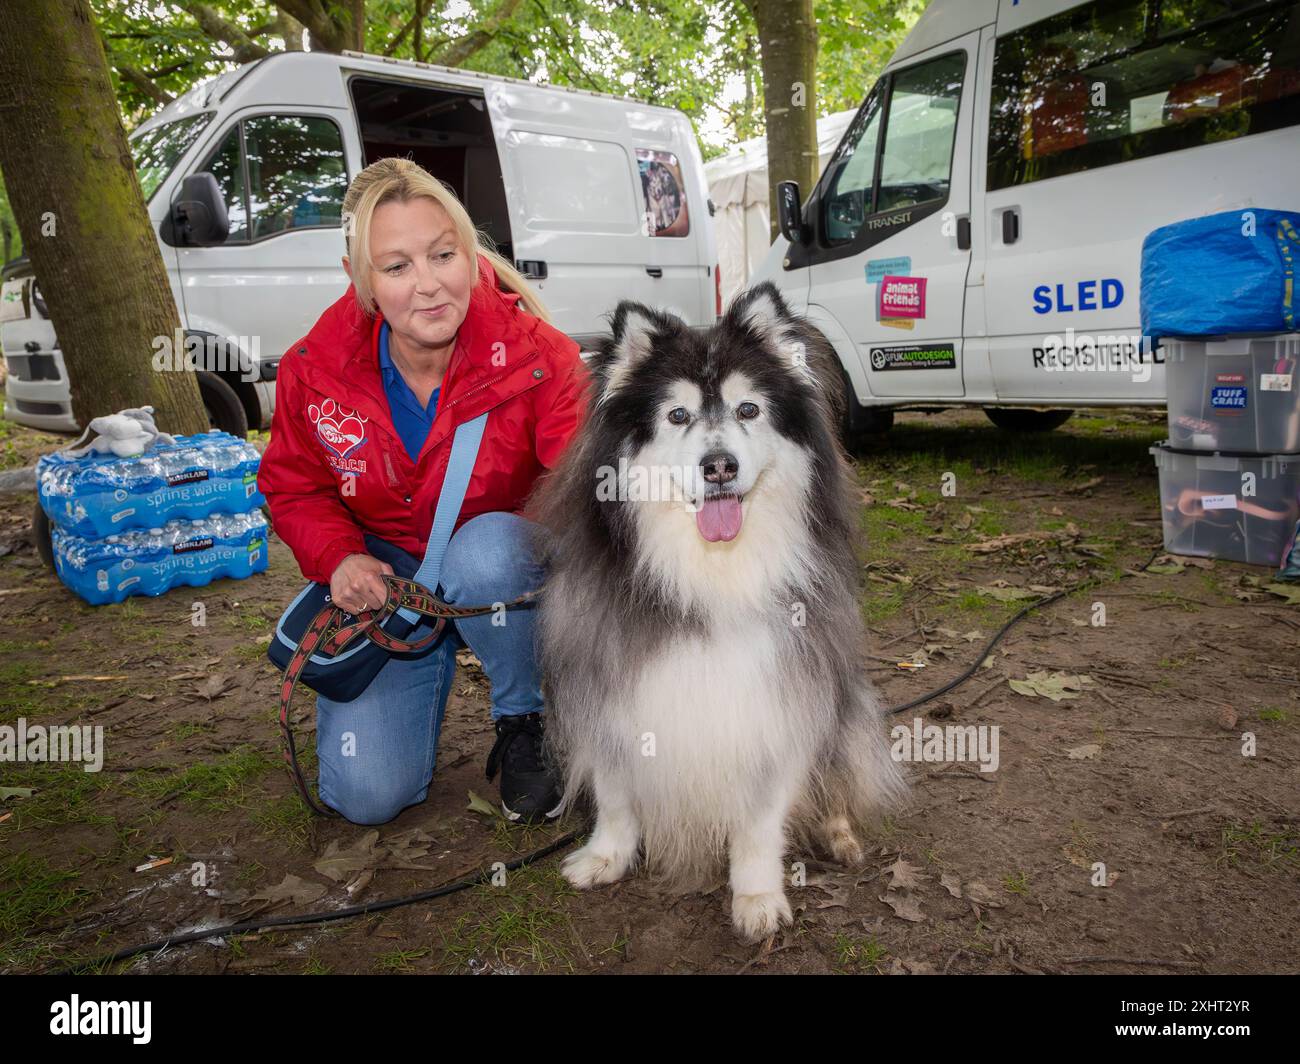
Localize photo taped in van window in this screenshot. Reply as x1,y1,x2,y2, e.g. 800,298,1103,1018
637,148,690,237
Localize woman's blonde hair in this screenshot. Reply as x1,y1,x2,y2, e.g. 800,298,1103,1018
341,156,552,323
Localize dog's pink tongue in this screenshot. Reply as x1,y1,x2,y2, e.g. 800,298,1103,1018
696,495,743,542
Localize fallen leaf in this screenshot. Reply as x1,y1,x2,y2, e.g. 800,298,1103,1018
939,872,962,898
879,892,926,922
1067,743,1102,760
1009,671,1095,701
962,880,1005,908
1263,583,1300,606
0,787,35,800
247,873,327,909
976,584,1039,602
965,531,1057,554
466,789,501,819
883,858,929,891
313,830,381,883
195,674,232,701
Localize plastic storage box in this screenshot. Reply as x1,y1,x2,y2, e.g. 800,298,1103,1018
1150,443,1300,567
1162,334,1300,454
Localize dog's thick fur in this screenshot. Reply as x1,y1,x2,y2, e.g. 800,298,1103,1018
527,283,908,941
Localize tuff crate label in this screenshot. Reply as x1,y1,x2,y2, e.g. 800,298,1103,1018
1210,382,1248,413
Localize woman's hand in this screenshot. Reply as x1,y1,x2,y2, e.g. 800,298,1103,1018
330,553,395,614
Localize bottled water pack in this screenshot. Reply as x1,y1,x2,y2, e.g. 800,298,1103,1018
37,431,264,537
52,510,269,605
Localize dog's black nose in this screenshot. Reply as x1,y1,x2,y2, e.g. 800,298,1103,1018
700,451,738,485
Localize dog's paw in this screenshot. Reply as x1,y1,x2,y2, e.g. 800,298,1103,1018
828,829,865,869
821,814,866,868
731,890,793,942
561,844,633,890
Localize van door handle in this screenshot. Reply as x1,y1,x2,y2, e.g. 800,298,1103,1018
515,259,547,280
1001,208,1020,245
645,267,663,278
956,215,971,250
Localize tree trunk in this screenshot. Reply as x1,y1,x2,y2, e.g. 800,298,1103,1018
743,0,819,242
278,9,304,51
0,0,207,435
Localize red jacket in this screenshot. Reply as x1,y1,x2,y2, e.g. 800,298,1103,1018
259,254,590,584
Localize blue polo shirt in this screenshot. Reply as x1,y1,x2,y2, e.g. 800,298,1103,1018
378,321,439,463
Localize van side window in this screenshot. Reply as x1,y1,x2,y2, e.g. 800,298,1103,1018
822,93,883,243
244,116,347,238
988,0,1300,191
206,127,248,241
821,51,965,247
636,149,691,237
198,115,346,243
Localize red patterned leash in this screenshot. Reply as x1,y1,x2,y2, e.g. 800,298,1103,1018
277,574,539,817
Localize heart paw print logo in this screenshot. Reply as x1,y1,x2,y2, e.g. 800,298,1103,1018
308,398,369,459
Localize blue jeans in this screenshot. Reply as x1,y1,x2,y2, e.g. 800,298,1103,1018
315,511,546,825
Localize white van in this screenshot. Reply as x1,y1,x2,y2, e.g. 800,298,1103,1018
1,50,719,435
755,0,1300,436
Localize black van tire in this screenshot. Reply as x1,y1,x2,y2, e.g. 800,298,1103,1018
198,371,248,438
838,363,894,446
33,500,54,570
984,407,1074,433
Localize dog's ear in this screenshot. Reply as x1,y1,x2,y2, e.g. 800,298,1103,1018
726,282,818,385
594,301,667,407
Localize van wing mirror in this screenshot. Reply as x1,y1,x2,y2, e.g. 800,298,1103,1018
168,173,229,246
776,181,807,246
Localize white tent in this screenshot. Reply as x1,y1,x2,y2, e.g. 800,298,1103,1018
705,109,857,306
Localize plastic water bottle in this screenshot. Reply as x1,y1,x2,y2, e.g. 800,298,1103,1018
37,431,266,538
52,510,269,605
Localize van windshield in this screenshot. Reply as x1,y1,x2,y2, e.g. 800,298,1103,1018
129,113,213,202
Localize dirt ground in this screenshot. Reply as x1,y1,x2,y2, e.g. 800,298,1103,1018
1,406,1297,975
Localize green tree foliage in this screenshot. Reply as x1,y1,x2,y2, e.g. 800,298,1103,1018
0,1,922,261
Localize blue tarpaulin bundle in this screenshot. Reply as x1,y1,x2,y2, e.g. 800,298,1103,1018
1141,208,1299,340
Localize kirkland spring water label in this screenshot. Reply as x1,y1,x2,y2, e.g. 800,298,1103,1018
51,511,269,606
37,431,264,537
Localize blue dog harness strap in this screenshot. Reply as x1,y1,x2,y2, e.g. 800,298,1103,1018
395,410,489,624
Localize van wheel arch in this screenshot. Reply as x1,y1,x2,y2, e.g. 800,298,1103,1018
833,357,894,445
197,370,249,437
186,331,260,433
983,407,1074,433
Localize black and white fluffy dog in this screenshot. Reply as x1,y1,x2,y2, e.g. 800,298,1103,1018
530,282,908,941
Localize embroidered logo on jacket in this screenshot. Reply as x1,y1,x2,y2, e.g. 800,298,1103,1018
308,398,369,475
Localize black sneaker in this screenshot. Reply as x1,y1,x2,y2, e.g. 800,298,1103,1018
485,711,563,824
